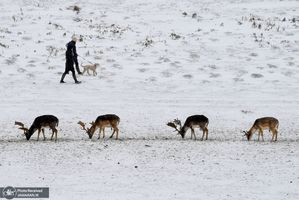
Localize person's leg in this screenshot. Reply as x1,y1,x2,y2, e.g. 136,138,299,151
71,69,81,83
60,62,71,83
60,72,67,83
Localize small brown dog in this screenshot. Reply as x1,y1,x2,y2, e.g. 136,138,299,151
81,63,99,76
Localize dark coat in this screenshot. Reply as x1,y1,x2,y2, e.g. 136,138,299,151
64,41,79,73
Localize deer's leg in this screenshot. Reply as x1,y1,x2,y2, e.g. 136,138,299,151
109,125,117,139
193,129,197,140
202,130,206,140
114,127,119,140
109,130,115,139
50,127,57,142
42,129,46,140
200,126,206,141
257,128,263,141
49,126,54,140
205,127,209,140
260,129,264,142
110,126,119,140
103,128,105,138
201,129,205,141
37,129,41,141
50,130,54,140
110,123,119,139
55,128,58,142
270,128,274,141
191,127,196,140
272,128,278,142
98,128,102,139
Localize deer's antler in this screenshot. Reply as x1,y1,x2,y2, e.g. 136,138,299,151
15,121,28,133
19,127,29,131
167,122,180,133
173,118,182,129
78,121,88,131
167,122,176,129
15,121,25,128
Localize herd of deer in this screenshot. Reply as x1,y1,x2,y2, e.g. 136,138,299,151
14,114,280,142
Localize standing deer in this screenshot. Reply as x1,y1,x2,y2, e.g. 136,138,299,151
78,114,120,139
15,115,59,141
167,115,209,140
243,117,279,142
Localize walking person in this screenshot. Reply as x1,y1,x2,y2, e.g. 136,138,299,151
60,35,82,84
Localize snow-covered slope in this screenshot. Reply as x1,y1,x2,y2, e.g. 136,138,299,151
0,0,298,199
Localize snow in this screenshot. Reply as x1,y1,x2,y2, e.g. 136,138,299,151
0,0,299,199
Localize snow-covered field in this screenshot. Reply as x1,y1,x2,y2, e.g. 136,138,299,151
0,0,299,199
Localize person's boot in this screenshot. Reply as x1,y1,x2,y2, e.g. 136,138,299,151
75,64,82,75
72,72,81,84
60,73,66,83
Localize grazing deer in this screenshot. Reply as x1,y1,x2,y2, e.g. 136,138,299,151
78,114,120,139
167,115,209,140
243,117,279,142
15,115,59,141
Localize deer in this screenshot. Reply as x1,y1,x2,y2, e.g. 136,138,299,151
167,115,209,140
78,114,120,140
243,117,279,142
15,115,59,141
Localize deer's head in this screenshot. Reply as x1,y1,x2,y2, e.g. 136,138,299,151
167,119,185,138
78,121,93,139
243,131,251,141
87,121,97,138
15,121,31,140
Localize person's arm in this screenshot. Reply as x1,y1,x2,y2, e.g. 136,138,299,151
72,43,82,74
72,43,78,57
